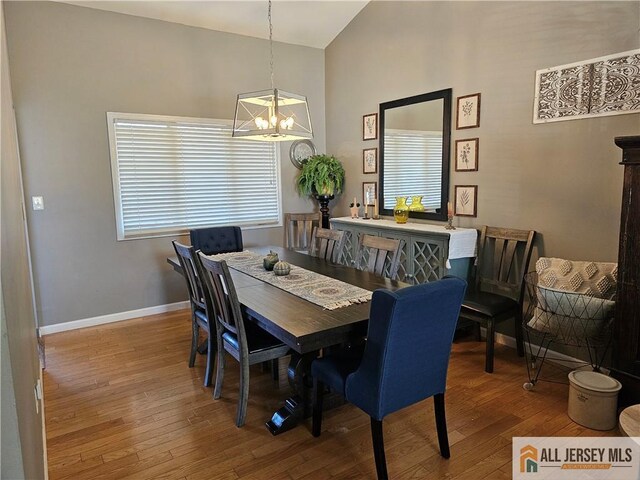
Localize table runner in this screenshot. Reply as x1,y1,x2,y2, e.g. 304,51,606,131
207,251,372,310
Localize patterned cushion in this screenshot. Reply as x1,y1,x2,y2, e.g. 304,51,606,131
535,257,617,298
527,286,615,338
528,257,617,339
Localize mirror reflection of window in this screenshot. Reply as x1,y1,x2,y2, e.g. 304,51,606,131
383,99,444,211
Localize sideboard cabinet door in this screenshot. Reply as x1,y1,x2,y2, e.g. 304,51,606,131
411,237,447,284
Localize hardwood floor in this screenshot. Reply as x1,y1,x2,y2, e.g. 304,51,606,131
43,311,616,479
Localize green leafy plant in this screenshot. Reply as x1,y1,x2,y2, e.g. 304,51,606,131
296,154,345,197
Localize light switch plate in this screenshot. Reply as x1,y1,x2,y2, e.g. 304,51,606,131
32,196,44,210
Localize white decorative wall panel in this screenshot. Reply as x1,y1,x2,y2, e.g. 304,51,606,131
534,50,640,123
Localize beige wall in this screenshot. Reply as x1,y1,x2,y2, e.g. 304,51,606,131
4,1,325,327
1,5,46,478
4,0,639,331
326,1,640,262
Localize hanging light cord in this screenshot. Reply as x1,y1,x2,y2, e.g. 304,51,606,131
268,0,275,91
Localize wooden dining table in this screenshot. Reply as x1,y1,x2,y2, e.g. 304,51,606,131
167,246,407,434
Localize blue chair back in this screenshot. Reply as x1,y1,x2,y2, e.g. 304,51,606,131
190,226,243,255
345,277,466,420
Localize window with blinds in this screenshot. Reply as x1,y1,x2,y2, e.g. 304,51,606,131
383,129,443,210
107,113,281,240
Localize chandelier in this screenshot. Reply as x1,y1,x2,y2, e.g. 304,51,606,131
232,1,313,141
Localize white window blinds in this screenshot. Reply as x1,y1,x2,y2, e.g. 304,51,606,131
383,129,443,210
107,113,280,240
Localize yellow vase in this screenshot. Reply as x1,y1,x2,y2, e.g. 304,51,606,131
408,196,425,212
393,197,409,224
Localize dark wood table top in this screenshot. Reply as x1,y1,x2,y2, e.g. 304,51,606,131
168,246,407,353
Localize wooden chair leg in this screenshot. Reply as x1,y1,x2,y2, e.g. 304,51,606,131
236,358,250,427
370,418,388,480
203,332,215,388
271,359,279,382
312,377,324,437
485,318,495,373
189,316,198,368
474,322,482,342
515,310,524,357
213,333,225,400
433,393,450,459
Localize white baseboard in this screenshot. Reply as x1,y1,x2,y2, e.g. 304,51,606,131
39,301,190,335
483,328,606,372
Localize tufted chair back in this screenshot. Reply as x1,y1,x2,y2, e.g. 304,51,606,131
190,226,243,255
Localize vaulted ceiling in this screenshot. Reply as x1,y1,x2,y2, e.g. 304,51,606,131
60,1,369,49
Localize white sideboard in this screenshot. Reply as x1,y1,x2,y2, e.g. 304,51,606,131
330,217,477,283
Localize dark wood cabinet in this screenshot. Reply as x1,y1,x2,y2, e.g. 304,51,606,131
612,135,640,405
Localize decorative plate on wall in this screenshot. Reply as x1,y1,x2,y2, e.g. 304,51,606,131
289,139,316,169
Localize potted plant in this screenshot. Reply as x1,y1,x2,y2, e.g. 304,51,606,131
296,154,345,228
296,154,345,197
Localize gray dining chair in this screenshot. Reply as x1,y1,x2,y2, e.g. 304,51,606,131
196,253,290,427
284,212,321,252
309,227,345,263
459,226,536,373
172,241,215,387
355,234,404,281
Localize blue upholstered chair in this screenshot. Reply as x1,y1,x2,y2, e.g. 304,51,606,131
190,226,243,255
311,277,467,480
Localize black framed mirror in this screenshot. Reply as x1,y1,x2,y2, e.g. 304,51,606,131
379,88,452,221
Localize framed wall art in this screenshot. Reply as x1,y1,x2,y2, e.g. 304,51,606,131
455,138,479,171
363,113,378,140
456,93,481,129
454,185,477,217
363,148,378,174
363,181,377,206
